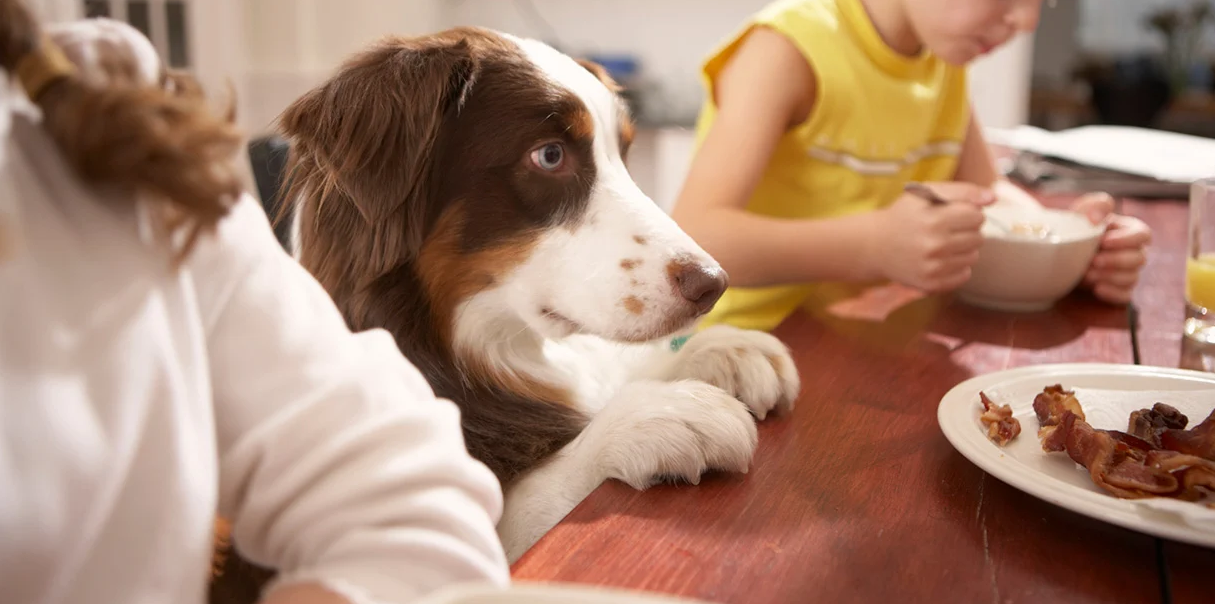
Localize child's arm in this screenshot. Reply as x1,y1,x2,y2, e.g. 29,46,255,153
953,113,1151,304
953,113,1000,188
672,28,991,293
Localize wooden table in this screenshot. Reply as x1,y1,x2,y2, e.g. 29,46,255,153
511,196,1215,603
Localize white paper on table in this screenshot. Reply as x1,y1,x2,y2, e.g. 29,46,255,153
985,125,1215,184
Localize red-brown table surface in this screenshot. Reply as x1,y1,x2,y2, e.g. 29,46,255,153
512,195,1213,603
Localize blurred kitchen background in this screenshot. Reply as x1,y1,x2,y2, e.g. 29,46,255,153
24,0,1215,211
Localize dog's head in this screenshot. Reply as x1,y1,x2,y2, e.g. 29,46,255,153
282,27,726,344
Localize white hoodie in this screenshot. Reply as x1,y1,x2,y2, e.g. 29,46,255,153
0,72,510,603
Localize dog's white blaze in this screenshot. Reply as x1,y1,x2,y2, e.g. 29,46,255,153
491,35,720,343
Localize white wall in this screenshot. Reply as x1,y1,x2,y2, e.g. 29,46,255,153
189,0,249,127
1031,0,1081,87
239,0,442,134
969,33,1035,130
440,0,769,125
24,0,80,21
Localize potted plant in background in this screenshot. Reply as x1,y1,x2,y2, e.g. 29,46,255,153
1074,1,1213,128
1146,0,1214,94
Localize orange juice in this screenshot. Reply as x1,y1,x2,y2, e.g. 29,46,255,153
1185,254,1215,310
1184,254,1215,371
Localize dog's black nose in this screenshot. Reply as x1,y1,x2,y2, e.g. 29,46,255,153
672,262,728,314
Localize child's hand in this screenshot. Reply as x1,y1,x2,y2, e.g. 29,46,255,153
868,182,995,292
1071,192,1152,305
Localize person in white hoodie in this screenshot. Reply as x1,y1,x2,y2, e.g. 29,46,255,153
0,3,511,603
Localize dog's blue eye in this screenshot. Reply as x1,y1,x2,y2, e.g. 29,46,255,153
530,143,565,171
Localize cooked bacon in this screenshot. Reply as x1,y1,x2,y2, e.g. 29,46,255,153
1039,422,1070,453
1160,407,1215,462
1033,384,1086,452
1128,403,1189,449
979,391,1021,446
1030,387,1214,504
1033,384,1087,425
1060,412,1178,499
1145,450,1215,501
1103,430,1155,462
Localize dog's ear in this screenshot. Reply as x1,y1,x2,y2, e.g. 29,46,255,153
278,35,477,255
575,58,622,93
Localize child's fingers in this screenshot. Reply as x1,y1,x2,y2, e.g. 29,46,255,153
1092,248,1146,271
937,250,976,274
1085,267,1140,288
934,250,981,273
933,266,975,292
931,232,983,257
1070,192,1115,225
920,252,980,292
1100,216,1152,250
1092,283,1135,306
938,203,986,230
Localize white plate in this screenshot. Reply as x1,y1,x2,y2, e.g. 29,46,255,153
938,363,1215,548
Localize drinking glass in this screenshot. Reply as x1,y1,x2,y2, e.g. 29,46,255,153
1182,178,1215,371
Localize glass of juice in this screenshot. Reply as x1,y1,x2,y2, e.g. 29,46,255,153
1183,178,1215,370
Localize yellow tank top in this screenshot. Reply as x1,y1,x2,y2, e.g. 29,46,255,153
694,0,971,333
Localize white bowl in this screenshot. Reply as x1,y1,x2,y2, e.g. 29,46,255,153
956,204,1105,312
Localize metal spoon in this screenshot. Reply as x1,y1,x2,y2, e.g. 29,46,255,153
903,182,1014,234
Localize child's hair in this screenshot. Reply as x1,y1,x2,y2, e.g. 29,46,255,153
0,0,244,261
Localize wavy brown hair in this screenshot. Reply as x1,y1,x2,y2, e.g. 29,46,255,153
0,0,244,261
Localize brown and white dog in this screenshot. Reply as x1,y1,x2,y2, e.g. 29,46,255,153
279,26,801,561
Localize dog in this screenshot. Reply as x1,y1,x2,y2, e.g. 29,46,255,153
276,26,802,563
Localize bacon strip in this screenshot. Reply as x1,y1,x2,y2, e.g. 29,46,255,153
1060,412,1178,499
1145,450,1215,501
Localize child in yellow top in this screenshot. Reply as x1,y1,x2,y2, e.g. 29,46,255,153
672,0,1152,333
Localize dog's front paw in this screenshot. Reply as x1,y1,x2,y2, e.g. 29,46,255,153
591,381,758,490
667,325,799,420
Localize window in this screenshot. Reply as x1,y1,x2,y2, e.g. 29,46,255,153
78,0,190,68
